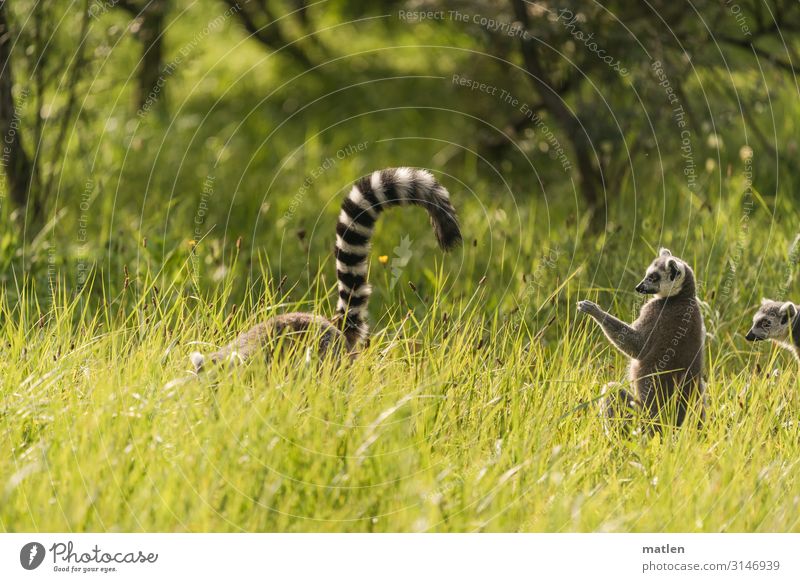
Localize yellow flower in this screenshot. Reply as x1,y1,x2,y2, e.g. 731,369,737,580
378,255,389,265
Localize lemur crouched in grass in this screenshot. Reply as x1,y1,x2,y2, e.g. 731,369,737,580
190,167,462,371
745,299,800,361
577,249,706,430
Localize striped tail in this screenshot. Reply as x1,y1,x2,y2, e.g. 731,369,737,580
334,167,462,346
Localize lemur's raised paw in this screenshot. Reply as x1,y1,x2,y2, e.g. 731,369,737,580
577,300,600,315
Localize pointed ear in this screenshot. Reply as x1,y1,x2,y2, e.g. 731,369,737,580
780,302,797,319
659,248,672,257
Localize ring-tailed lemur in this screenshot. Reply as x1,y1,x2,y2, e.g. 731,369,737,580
190,167,462,371
577,248,706,430
745,299,800,361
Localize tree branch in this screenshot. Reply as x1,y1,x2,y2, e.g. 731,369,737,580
224,0,314,70
719,34,800,75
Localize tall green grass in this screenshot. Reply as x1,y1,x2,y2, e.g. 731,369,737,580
2,182,800,532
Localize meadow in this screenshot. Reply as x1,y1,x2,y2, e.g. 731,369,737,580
1,1,799,532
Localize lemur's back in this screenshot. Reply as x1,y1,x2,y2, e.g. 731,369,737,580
632,294,704,420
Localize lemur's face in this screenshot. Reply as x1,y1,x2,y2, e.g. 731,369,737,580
745,299,797,341
635,248,686,298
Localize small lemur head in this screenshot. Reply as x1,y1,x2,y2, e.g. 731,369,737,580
745,299,798,341
635,248,690,298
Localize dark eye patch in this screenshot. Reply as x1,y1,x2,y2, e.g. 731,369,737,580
648,273,660,282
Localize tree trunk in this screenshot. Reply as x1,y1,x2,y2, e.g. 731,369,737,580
120,0,168,112
0,0,39,217
511,0,603,210
136,0,167,112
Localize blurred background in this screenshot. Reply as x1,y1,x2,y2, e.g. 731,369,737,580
1,0,800,329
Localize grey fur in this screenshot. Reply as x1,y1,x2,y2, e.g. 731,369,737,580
745,299,800,360
194,313,344,371
577,248,706,429
190,167,462,372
